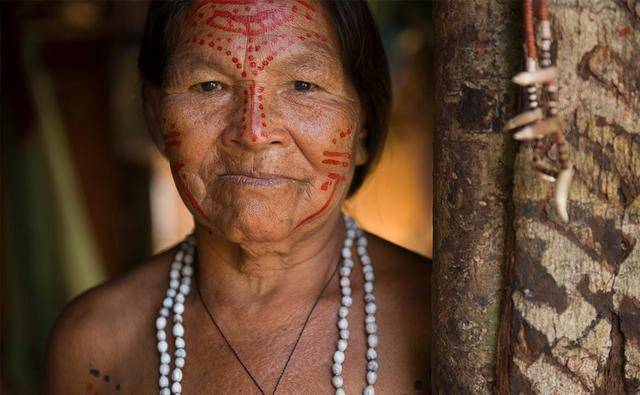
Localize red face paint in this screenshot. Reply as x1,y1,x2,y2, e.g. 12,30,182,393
294,178,339,229
293,126,353,228
339,128,352,139
164,1,360,234
323,151,351,158
203,3,293,36
163,131,182,147
171,162,209,220
182,0,328,144
163,124,183,148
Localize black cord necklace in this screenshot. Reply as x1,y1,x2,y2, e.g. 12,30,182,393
195,255,340,395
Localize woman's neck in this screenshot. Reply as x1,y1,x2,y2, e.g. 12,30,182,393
192,211,345,316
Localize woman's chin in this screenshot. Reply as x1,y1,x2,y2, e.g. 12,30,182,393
207,206,301,244
199,183,320,243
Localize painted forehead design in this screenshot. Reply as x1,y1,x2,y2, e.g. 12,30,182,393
177,0,336,145
194,0,315,36
182,0,329,78
184,0,327,44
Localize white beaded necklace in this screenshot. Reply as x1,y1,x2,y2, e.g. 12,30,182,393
155,215,378,395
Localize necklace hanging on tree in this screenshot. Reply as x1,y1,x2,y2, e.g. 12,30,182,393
504,0,574,222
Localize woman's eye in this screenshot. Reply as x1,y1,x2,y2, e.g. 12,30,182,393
199,81,223,92
293,81,316,92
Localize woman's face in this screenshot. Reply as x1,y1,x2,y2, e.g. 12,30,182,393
149,0,366,243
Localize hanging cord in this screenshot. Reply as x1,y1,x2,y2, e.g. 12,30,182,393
196,255,340,394
506,0,574,222
538,0,574,221
524,0,548,177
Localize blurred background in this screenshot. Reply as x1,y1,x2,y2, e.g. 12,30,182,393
0,1,433,393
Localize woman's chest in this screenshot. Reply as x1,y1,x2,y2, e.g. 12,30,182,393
121,258,432,395
120,301,423,394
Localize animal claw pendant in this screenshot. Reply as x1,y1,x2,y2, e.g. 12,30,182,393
506,0,573,222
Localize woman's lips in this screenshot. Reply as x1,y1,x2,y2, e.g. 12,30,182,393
218,173,297,187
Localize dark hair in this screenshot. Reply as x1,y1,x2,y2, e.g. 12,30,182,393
138,0,391,196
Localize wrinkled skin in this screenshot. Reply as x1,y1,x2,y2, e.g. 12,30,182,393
146,0,367,244
45,2,431,394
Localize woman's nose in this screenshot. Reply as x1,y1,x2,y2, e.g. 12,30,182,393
225,82,289,149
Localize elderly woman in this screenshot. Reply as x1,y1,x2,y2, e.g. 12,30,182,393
45,0,431,394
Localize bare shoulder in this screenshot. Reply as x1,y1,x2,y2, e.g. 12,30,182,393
365,231,432,393
44,246,177,394
365,231,431,330
366,230,432,296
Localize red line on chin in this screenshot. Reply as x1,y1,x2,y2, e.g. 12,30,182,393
294,180,339,229
171,164,208,220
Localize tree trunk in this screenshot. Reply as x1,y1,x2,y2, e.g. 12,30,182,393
434,0,640,394
433,1,520,393
498,1,640,394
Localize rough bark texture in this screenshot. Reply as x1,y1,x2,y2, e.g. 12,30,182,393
497,1,640,394
433,1,520,393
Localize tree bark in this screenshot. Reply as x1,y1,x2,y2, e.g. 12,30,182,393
498,1,640,394
434,0,640,394
433,1,520,393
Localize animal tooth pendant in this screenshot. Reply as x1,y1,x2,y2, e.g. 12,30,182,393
513,117,562,140
512,67,558,86
508,0,573,222
503,108,544,131
555,166,574,223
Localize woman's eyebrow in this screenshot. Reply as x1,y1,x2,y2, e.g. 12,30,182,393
300,38,336,58
168,53,234,75
295,39,339,63
273,42,341,72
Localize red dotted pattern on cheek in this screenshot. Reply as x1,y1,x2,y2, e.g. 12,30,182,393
323,128,352,168
339,128,352,139
163,131,182,147
331,128,353,145
294,128,354,229
331,127,352,144
320,150,351,176
163,123,183,148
